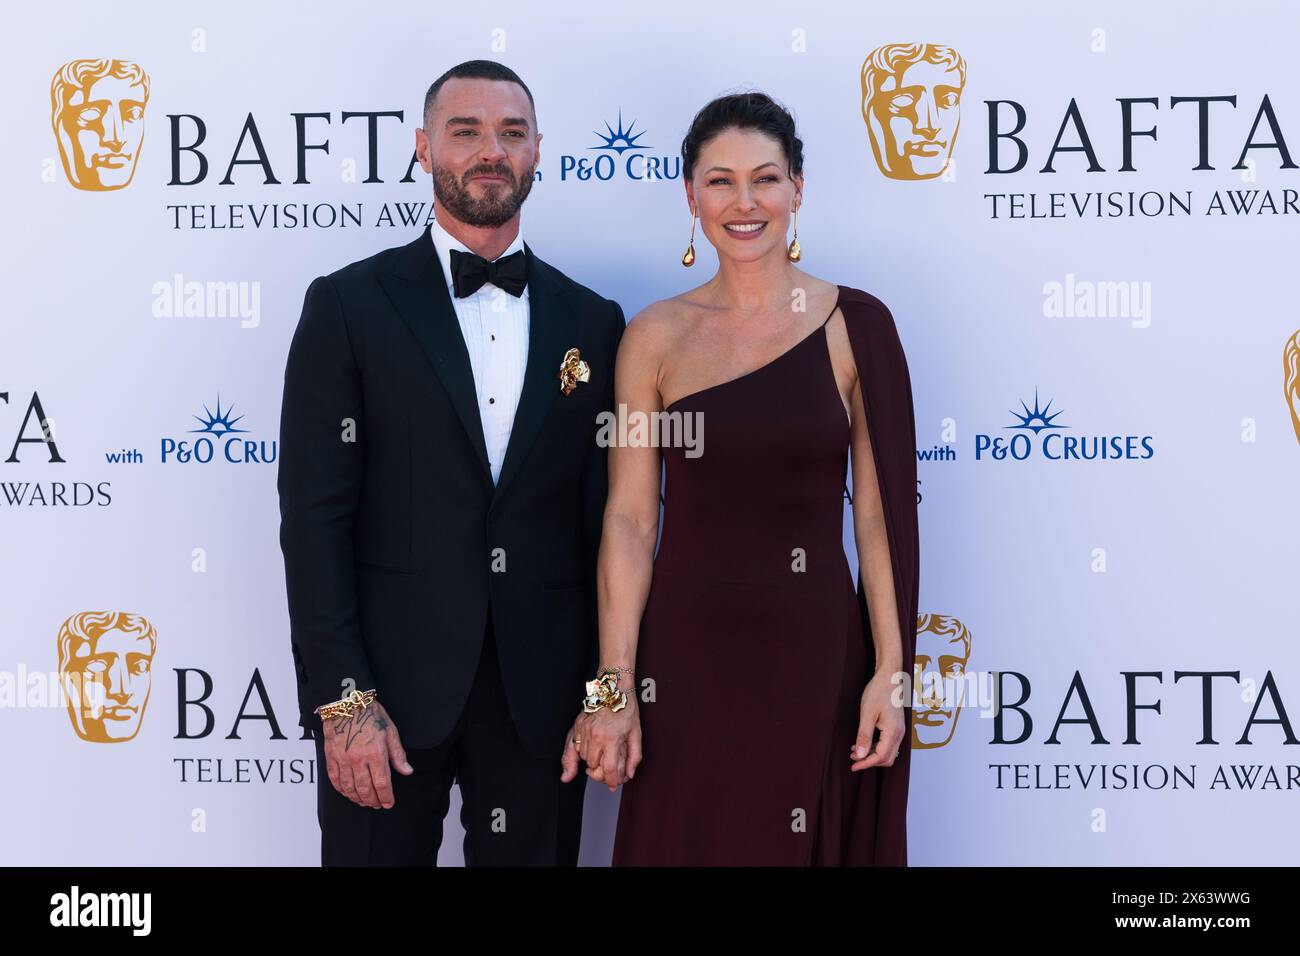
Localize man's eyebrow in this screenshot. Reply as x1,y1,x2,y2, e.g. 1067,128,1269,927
444,115,531,128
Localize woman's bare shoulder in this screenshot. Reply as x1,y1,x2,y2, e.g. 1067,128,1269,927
794,272,842,308
619,293,705,358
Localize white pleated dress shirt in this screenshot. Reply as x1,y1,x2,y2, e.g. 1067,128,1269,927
429,217,530,485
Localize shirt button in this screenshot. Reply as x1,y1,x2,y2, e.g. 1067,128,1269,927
490,334,496,341
488,397,495,404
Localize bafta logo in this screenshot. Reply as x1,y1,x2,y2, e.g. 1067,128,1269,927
50,58,150,191
1285,330,1300,445
860,43,966,181
57,612,156,743
912,613,972,749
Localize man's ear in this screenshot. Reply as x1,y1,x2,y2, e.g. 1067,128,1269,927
415,127,432,174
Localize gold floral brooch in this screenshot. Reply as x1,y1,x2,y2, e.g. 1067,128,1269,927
558,347,591,396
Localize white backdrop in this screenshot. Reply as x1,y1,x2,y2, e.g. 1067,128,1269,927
2,0,1298,865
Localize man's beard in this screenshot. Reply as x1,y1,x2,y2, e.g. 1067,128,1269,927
432,160,535,228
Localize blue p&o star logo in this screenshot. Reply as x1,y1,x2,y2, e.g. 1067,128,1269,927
190,395,247,438
591,111,649,154
1005,390,1067,433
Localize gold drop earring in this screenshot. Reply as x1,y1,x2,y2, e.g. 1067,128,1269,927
787,204,802,262
681,207,697,267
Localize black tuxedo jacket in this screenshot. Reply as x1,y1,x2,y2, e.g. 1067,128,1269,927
277,224,625,757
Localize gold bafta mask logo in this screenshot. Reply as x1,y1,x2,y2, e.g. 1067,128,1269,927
57,611,156,743
50,58,150,191
912,613,972,749
860,43,966,181
1285,330,1300,444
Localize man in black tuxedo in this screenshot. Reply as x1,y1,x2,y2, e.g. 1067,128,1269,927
277,59,625,865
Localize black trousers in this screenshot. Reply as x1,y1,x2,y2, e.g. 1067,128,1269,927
313,613,585,866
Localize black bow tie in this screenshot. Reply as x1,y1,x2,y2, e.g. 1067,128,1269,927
449,248,528,299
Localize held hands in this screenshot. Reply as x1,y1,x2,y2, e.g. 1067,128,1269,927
851,668,907,771
560,697,642,793
321,699,414,809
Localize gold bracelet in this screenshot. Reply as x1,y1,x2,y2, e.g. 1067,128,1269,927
314,688,377,720
582,673,628,713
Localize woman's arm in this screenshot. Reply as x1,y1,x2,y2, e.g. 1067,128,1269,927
849,377,904,678
561,307,667,790
842,324,907,772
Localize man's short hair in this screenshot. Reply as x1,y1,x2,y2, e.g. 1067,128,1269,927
423,59,536,128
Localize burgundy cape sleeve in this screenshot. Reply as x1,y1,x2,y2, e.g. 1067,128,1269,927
840,285,921,866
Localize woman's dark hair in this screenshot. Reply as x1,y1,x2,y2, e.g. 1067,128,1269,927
680,92,804,180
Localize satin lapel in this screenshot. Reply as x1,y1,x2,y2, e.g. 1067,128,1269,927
493,243,575,504
378,225,492,483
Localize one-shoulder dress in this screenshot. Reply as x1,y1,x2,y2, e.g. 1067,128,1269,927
610,286,920,866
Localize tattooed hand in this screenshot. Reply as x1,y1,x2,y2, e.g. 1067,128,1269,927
321,699,413,809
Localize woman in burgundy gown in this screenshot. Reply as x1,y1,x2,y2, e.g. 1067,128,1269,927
561,93,920,866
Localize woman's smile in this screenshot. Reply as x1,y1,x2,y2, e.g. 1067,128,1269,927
723,220,767,238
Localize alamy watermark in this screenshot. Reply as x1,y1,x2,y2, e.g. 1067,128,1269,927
596,404,704,457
